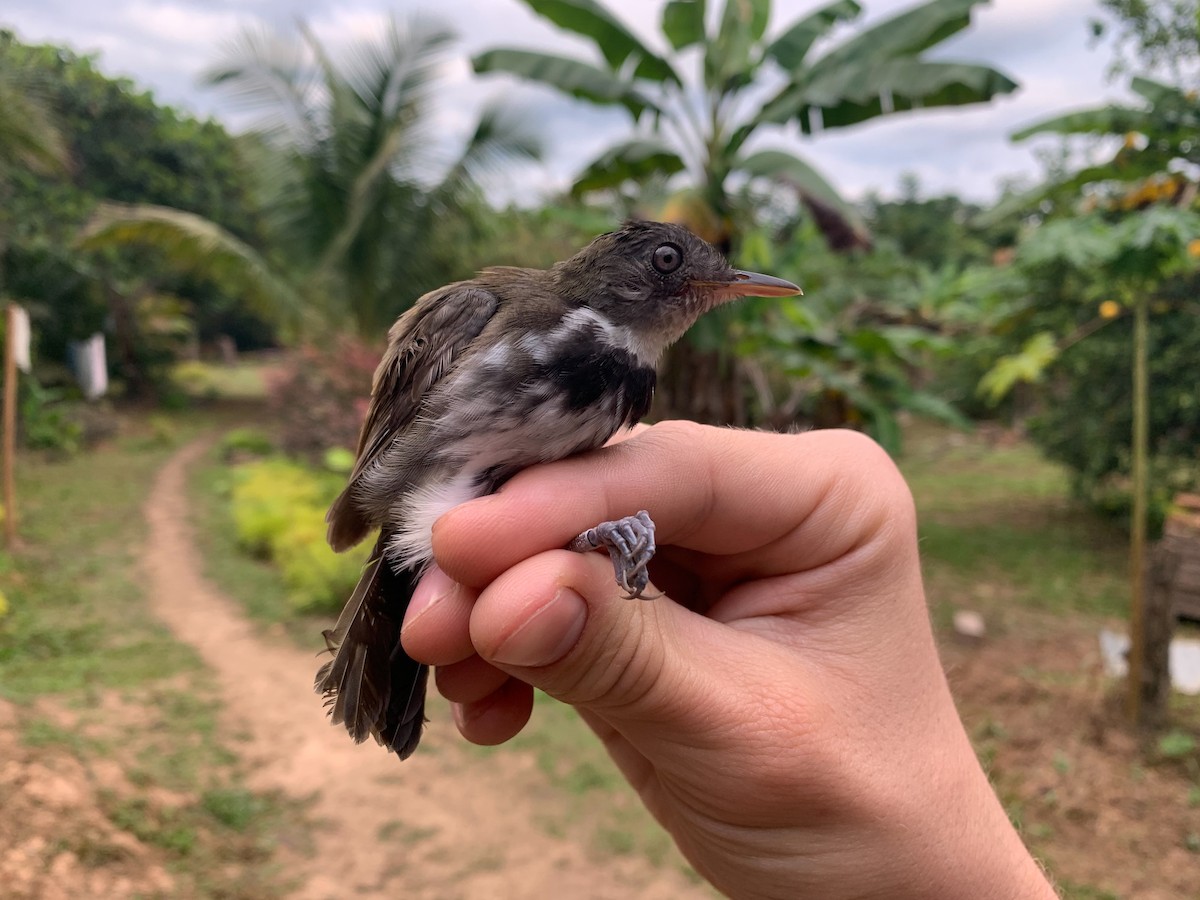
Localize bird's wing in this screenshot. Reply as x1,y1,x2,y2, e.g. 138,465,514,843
326,284,500,551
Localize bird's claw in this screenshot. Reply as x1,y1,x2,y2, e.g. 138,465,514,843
567,510,660,600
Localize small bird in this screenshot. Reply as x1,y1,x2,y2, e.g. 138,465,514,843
316,220,800,759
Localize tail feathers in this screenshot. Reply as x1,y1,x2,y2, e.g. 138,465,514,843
315,540,429,759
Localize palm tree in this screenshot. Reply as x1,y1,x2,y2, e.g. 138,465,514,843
0,32,66,177
0,31,68,298
474,0,1018,250
82,16,542,337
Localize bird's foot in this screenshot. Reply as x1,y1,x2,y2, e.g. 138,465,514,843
567,510,660,600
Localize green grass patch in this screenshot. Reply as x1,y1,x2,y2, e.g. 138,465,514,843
0,407,304,897
900,426,1128,619
0,421,199,700
172,359,271,402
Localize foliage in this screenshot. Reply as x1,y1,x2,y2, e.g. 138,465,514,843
19,377,84,455
1094,0,1200,87
85,16,543,340
264,335,378,460
218,427,275,461
720,221,969,450
1025,286,1200,532
230,458,362,613
863,174,1012,268
1001,76,1200,218
0,34,65,178
0,30,268,397
959,208,1200,531
475,0,1018,250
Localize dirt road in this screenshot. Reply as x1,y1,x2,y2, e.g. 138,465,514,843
143,439,708,899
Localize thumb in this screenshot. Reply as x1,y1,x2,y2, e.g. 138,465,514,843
469,547,730,744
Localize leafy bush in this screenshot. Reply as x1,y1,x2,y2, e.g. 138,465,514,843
1026,299,1200,533
171,360,222,401
218,427,274,461
20,378,84,455
961,212,1200,532
231,459,328,555
229,459,362,612
723,223,969,450
263,336,378,461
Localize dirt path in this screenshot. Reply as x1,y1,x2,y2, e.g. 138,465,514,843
142,438,708,899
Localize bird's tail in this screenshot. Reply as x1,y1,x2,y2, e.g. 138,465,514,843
315,535,429,760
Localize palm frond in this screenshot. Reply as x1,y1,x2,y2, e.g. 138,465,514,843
79,202,312,335
201,24,321,150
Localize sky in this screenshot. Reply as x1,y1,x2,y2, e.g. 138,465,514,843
1,0,1131,205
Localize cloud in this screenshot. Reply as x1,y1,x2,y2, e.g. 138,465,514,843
0,0,1129,203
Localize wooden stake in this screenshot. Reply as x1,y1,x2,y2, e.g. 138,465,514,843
3,303,17,547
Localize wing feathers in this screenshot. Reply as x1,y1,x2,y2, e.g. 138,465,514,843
326,285,500,549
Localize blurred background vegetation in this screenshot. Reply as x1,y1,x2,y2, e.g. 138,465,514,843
1,0,1199,895
0,0,1197,651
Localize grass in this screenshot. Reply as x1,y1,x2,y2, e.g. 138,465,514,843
900,425,1129,621
171,358,273,402
0,407,303,897
189,440,687,870
186,415,1144,884
470,691,680,867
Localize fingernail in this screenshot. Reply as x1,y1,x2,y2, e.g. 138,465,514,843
402,567,457,632
491,588,586,668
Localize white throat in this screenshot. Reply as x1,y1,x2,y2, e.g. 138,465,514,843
555,307,661,366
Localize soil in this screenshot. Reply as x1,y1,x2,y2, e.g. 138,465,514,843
3,437,1196,898
140,438,707,899
941,618,1200,899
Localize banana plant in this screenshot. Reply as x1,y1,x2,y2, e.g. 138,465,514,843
475,0,1018,249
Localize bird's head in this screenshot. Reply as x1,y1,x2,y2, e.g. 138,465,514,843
554,220,800,360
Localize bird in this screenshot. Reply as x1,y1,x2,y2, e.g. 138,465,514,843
316,219,801,759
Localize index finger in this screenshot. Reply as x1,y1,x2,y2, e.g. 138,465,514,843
431,421,912,589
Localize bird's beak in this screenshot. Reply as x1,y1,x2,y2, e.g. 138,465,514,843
726,270,803,298
697,270,802,303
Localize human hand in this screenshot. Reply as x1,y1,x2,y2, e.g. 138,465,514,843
400,422,1055,899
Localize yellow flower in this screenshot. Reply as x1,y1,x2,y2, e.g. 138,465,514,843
1099,300,1121,319
1188,238,1200,259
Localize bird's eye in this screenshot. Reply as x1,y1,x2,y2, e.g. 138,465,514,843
652,243,683,274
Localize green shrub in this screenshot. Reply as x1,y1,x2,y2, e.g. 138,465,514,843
20,378,84,455
171,360,221,401
228,459,361,612
218,428,274,461
275,515,364,613
230,460,328,556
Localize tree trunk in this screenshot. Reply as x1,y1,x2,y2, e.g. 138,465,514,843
654,338,750,426
1138,539,1179,730
1127,295,1149,725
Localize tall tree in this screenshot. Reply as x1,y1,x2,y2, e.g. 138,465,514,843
474,0,1018,250
1,30,263,394
85,16,543,337
1095,0,1200,88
